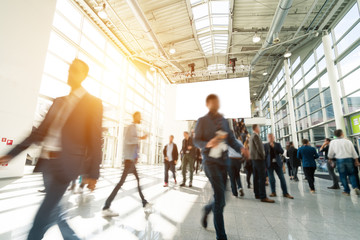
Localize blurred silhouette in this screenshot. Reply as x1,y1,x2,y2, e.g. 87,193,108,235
0,59,103,240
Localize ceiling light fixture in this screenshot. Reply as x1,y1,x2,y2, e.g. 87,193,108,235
284,49,292,58
253,93,257,96
252,33,261,43
97,3,108,19
262,72,268,76
169,48,176,54
150,66,156,72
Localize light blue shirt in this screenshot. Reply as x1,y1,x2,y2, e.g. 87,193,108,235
228,139,244,158
166,143,174,161
123,124,139,161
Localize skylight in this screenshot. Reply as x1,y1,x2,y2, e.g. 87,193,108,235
191,0,230,56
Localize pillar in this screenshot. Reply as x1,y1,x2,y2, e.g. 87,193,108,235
284,59,299,147
0,0,58,178
322,31,346,135
268,85,276,134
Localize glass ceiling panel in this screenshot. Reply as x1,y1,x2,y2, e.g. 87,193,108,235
191,0,230,55
192,4,209,20
195,18,210,30
210,1,229,14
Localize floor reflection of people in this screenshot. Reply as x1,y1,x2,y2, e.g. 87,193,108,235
0,59,103,240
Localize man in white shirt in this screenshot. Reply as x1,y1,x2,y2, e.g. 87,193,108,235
163,135,179,187
328,129,360,196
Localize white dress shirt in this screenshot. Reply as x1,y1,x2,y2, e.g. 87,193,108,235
328,138,359,159
166,143,174,161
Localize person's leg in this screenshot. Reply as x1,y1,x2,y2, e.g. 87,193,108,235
182,155,189,183
235,159,242,190
28,167,71,240
337,159,351,193
287,161,292,177
258,161,267,199
303,167,314,190
170,161,177,181
293,166,299,181
206,163,227,240
274,164,289,195
267,166,276,194
252,161,259,198
132,162,148,207
344,159,359,189
327,161,339,188
189,156,194,184
103,161,131,210
164,161,170,184
228,160,238,196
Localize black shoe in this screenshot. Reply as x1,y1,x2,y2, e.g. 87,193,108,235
38,189,46,193
189,182,192,187
201,208,208,229
327,186,340,189
180,183,186,187
247,184,251,189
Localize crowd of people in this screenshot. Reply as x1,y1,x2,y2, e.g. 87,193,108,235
0,59,359,240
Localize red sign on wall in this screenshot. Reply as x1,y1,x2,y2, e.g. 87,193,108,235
1,138,6,142
6,139,13,145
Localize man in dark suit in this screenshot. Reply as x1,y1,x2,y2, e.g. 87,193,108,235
163,135,178,187
249,124,274,203
287,141,301,182
0,59,103,240
264,133,293,199
180,131,195,187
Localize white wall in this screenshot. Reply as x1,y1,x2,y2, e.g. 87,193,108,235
163,85,188,156
0,0,57,178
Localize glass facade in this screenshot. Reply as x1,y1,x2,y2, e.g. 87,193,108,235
260,1,360,147
33,0,166,167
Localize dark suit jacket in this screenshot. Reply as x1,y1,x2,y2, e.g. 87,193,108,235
7,92,103,183
163,143,179,161
182,137,195,157
287,146,301,167
249,133,265,161
194,112,241,166
264,142,284,168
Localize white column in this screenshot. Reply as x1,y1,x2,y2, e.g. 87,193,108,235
268,85,276,134
322,31,346,135
284,59,299,147
0,0,57,178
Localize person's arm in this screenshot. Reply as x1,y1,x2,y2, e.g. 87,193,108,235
297,148,301,160
327,142,335,160
1,99,58,162
277,143,284,155
254,135,265,160
314,148,319,159
174,144,179,161
85,99,103,181
349,142,359,160
194,118,207,149
163,145,167,158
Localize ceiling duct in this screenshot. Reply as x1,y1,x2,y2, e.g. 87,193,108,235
250,0,294,67
125,0,185,72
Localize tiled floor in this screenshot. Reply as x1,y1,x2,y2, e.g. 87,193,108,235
0,165,360,240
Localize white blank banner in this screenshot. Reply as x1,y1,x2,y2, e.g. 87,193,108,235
175,78,251,120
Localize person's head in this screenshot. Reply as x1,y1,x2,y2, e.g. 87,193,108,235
206,94,220,113
169,135,174,143
133,111,141,124
325,138,331,144
267,133,275,143
183,131,189,139
334,129,344,138
67,59,89,90
252,124,260,134
302,139,309,146
289,141,294,147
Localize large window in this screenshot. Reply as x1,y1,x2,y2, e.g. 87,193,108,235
34,0,166,167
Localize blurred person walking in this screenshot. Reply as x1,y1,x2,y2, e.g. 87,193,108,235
228,138,245,197
320,138,340,189
102,112,150,217
0,59,103,240
287,142,301,181
180,131,195,187
297,139,319,193
194,94,248,240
